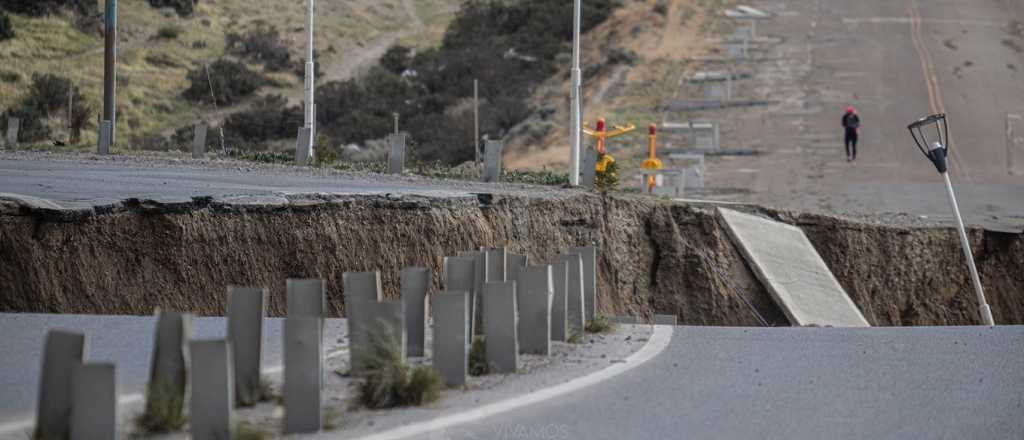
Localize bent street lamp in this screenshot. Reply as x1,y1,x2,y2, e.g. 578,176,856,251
907,113,995,326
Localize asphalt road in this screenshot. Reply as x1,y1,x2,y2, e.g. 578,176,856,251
433,325,1024,440
0,313,348,428
702,0,1024,228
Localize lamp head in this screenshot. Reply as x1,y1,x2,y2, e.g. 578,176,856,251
907,113,949,174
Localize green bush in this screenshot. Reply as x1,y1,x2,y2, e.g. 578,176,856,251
221,94,301,146
226,22,292,71
147,0,197,17
183,58,264,105
0,11,14,41
155,24,183,40
0,0,97,17
1,73,93,144
357,324,443,409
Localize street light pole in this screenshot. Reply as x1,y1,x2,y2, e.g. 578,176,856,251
941,171,994,325
569,0,582,186
303,0,316,160
100,0,117,154
908,113,995,326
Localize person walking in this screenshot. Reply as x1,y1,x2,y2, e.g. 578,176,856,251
842,106,860,162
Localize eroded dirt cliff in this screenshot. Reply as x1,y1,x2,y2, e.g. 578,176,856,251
1,193,1020,325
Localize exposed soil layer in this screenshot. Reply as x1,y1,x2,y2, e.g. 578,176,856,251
1,194,1020,326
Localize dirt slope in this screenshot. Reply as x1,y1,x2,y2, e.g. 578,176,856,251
1,193,1020,326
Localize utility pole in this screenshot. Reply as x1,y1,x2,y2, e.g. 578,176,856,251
474,79,480,172
300,0,316,163
569,0,583,186
100,0,117,154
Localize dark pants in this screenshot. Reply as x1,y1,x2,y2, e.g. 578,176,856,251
844,129,858,159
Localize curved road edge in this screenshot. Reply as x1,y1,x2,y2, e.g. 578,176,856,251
351,324,675,440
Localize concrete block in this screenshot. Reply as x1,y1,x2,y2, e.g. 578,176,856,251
295,127,312,165
654,314,678,325
482,139,503,182
550,259,569,342
227,286,267,406
568,246,598,322
284,317,322,434
485,247,507,283
718,208,870,327
483,281,518,373
458,250,487,336
97,120,112,155
343,272,383,374
5,117,19,147
517,265,553,355
147,310,193,418
561,254,586,337
507,253,528,282
189,340,233,440
192,123,207,159
581,149,598,188
287,278,327,319
432,291,470,386
70,363,117,440
401,266,430,357
611,315,639,324
387,133,406,175
351,300,406,374
35,330,88,440
445,255,478,336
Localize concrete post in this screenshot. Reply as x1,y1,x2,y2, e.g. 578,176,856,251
562,254,585,336
226,286,267,407
401,266,430,357
343,271,383,375
147,310,193,420
445,255,478,336
284,317,322,434
432,291,470,386
550,259,569,341
581,149,598,188
35,330,88,440
388,133,407,175
98,120,113,155
287,278,327,319
189,340,233,440
517,265,553,355
4,117,19,147
485,247,507,283
507,253,528,283
460,250,487,336
70,363,118,440
568,246,598,322
483,281,518,373
295,127,313,165
482,139,503,182
192,123,207,159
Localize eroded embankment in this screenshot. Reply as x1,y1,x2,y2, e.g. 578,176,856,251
0,193,1021,325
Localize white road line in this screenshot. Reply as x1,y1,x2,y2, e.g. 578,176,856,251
351,325,674,440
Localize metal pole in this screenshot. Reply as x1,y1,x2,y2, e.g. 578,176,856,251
102,0,117,151
569,0,582,186
941,171,995,326
474,79,480,171
303,0,316,160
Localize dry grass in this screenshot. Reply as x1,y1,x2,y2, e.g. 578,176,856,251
0,0,460,148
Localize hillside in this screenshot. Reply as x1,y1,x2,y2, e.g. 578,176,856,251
0,0,459,148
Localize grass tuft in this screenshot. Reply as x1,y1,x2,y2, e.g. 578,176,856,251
585,314,617,334
233,421,270,440
357,324,444,409
468,335,489,376
134,378,187,434
567,330,583,344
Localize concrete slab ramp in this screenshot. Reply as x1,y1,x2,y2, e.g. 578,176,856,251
719,208,870,327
